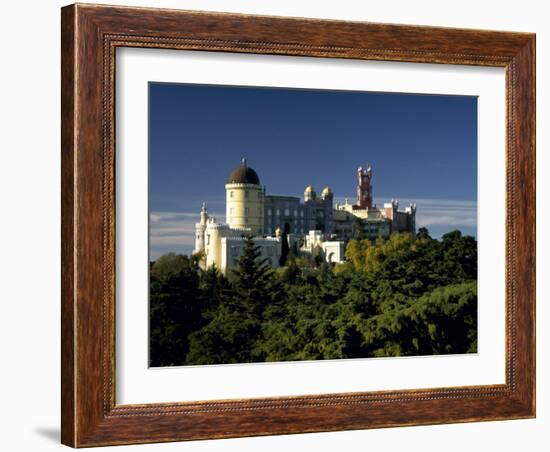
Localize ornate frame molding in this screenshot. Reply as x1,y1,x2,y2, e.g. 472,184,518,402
61,4,535,447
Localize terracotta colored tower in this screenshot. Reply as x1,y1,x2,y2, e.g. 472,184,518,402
356,165,373,209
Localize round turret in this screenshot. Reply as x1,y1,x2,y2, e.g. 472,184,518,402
225,158,264,236
304,185,316,201
321,186,333,199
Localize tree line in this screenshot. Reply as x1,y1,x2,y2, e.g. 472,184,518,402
149,228,477,367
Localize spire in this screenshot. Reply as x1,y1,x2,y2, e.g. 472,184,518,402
200,202,208,225
241,157,247,167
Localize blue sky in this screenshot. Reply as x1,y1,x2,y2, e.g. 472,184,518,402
149,83,477,258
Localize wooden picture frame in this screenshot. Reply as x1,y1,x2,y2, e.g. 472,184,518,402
61,3,535,447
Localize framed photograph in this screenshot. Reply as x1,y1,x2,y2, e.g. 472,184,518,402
61,3,536,447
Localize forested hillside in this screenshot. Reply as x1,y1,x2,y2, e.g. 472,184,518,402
149,228,477,367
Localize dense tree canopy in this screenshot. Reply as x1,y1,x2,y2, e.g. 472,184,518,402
149,230,477,367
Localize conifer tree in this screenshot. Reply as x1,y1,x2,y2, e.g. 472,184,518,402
231,235,276,314
186,235,277,364
198,264,230,317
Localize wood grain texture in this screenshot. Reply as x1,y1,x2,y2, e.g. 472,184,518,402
60,3,536,447
60,5,76,447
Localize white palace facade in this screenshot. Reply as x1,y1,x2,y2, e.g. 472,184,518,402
194,159,416,275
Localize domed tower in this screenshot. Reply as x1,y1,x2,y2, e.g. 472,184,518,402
225,158,264,236
321,186,333,201
304,185,316,202
321,187,334,233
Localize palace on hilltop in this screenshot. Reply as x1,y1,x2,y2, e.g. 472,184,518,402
194,158,416,275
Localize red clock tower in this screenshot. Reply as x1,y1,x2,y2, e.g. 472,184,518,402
355,165,373,209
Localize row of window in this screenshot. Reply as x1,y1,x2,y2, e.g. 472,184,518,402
267,208,304,218
265,209,331,219
228,207,263,216
229,190,262,200
225,202,331,222
267,217,305,225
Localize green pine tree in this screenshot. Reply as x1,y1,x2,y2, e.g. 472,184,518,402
186,236,278,364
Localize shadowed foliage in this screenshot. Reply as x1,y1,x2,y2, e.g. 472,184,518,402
149,230,477,366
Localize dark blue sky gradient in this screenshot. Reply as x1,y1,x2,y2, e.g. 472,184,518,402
149,82,477,222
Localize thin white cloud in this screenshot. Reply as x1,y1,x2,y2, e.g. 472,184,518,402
149,211,202,222
418,214,477,227
400,198,477,231
149,210,225,259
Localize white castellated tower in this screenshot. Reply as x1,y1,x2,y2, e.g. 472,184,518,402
194,202,209,254
225,158,264,236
